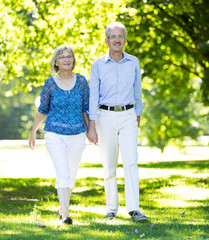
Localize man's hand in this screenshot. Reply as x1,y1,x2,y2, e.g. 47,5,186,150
87,120,98,144
137,115,141,127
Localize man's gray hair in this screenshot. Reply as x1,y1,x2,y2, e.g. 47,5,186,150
105,22,127,39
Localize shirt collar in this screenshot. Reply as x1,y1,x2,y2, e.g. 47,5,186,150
105,51,131,63
104,51,112,63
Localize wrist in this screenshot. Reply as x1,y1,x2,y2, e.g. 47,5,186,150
30,130,37,136
89,120,96,128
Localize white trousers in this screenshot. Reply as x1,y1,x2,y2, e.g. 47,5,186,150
44,131,86,189
97,108,140,214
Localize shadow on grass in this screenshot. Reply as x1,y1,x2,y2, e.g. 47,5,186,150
139,159,209,170
0,178,56,215
1,175,208,210
1,214,209,240
80,160,209,171
0,174,209,240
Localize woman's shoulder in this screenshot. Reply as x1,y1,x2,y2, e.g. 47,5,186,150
76,73,85,79
76,73,89,90
42,76,56,94
76,73,88,83
44,76,55,85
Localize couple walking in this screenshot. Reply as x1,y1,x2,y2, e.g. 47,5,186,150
29,22,148,225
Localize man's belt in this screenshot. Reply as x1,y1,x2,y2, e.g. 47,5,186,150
99,104,134,112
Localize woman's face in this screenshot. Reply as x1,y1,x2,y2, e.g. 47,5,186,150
55,49,74,72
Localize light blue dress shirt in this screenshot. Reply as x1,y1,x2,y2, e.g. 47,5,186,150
89,51,144,120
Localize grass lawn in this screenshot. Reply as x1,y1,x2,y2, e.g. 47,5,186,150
0,160,209,240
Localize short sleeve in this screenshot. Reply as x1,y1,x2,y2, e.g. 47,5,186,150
38,77,54,115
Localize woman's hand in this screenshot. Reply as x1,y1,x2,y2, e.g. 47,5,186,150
29,133,36,150
29,112,47,150
87,128,98,144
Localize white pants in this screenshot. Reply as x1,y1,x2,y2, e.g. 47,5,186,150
97,108,140,214
44,131,86,189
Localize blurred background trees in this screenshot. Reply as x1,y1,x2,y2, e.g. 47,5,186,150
123,0,209,151
0,0,208,151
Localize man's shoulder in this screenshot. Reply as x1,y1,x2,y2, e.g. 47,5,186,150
93,54,106,64
124,52,139,62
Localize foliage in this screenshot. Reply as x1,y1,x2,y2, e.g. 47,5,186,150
124,0,209,105
0,0,208,150
139,77,207,152
0,0,130,89
0,0,130,140
0,81,43,139
121,0,209,151
0,158,209,239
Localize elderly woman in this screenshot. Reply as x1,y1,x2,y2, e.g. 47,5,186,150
29,45,90,225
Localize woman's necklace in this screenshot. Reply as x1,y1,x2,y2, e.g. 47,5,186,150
58,73,75,91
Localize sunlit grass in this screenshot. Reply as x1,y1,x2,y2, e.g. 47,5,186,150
0,160,209,240
160,185,209,200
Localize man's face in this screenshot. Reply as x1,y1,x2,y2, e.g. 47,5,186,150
105,27,127,54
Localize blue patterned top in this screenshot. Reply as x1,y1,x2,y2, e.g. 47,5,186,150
38,73,89,135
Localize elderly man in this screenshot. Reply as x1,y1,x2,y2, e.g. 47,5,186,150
88,22,148,222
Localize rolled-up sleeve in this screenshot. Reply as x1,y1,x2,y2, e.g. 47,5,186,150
89,62,100,120
134,58,144,116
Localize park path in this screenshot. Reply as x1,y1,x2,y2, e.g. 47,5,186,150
0,140,209,179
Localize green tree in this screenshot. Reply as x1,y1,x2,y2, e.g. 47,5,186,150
0,0,130,89
124,0,209,105
141,76,205,152
0,0,132,139
0,0,208,149
0,81,43,139
121,0,209,151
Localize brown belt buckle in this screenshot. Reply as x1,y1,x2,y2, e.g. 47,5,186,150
114,106,123,111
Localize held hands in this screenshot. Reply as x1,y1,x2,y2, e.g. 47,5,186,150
87,126,98,144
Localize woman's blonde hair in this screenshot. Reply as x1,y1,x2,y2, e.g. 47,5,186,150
50,45,76,73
